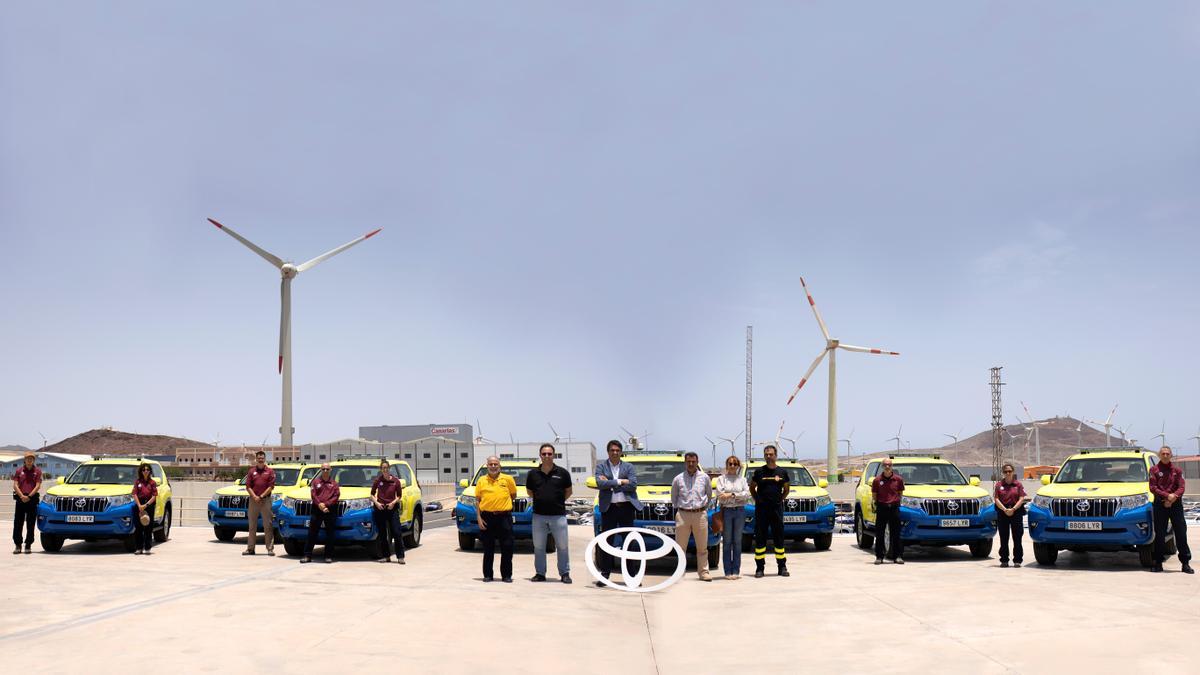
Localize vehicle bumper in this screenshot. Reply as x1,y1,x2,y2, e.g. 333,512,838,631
744,503,837,536
588,507,721,549
37,502,136,538
453,504,535,538
897,506,997,544
206,499,276,530
276,507,378,543
1027,503,1154,547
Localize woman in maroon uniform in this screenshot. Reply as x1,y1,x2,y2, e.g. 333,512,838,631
132,463,158,555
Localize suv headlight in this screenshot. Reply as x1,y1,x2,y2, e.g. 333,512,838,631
458,494,477,507
900,496,923,510
108,495,133,508
1033,495,1051,509
1119,494,1148,510
344,498,372,512
815,495,832,507
282,497,297,510
978,495,993,508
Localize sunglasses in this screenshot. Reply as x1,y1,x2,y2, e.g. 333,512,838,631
539,452,554,456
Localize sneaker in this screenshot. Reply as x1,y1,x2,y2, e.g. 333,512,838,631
530,574,547,582
699,573,713,582
12,546,20,555
301,557,312,564
134,550,143,555
1014,562,1022,568
324,558,333,564
1000,561,1009,568
377,558,389,563
266,550,275,557
144,550,153,556
397,558,406,565
894,558,904,565
594,580,606,588
875,558,883,565
243,550,255,556
561,575,572,584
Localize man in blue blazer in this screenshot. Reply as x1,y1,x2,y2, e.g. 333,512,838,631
594,439,644,586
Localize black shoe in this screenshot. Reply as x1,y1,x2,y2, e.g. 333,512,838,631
777,565,790,577
13,546,20,555
561,575,572,584
1183,563,1195,575
301,557,312,564
594,580,606,587
243,550,255,556
875,558,884,565
397,558,406,565
502,577,513,583
894,558,904,564
483,577,495,583
530,574,547,582
755,568,765,578
23,546,31,554
1152,564,1164,573
1014,562,1022,568
1000,561,1009,568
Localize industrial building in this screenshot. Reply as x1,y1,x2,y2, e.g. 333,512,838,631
1,452,92,479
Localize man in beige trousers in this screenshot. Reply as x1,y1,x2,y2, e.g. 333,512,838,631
243,450,276,556
671,451,713,582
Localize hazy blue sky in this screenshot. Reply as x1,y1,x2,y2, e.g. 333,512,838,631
2,3,1198,461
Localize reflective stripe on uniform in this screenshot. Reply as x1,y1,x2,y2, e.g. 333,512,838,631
754,547,766,560
774,547,786,560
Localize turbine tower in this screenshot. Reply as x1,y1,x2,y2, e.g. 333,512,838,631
1085,404,1119,447
887,425,903,452
209,217,382,447
1189,426,1200,454
785,277,899,481
1150,421,1166,450
1019,402,1050,465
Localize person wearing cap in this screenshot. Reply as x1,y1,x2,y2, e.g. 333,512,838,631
302,463,340,564
371,459,405,565
243,450,276,556
12,452,42,554
993,463,1026,568
1149,446,1193,574
132,463,158,555
671,451,714,582
871,458,905,565
475,455,517,582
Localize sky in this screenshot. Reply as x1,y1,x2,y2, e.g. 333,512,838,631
2,2,1198,463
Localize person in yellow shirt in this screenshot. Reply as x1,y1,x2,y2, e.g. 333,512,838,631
476,456,517,582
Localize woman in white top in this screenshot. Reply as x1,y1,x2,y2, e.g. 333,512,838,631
715,455,751,579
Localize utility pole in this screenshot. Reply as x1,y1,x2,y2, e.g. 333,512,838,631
990,367,1005,481
745,325,753,461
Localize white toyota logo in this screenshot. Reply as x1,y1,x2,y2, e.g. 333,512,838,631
947,500,959,511
584,527,686,593
75,498,87,508
653,503,670,517
1076,501,1090,512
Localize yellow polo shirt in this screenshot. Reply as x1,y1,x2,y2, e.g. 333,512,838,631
476,473,517,512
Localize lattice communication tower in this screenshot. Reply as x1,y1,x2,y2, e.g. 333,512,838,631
990,367,1005,481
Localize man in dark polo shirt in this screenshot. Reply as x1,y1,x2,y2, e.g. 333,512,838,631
1150,446,1193,574
872,458,906,565
243,450,276,556
302,463,340,564
525,443,573,583
750,445,790,578
12,452,43,554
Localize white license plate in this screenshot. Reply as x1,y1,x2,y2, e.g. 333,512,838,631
303,519,310,527
783,515,808,523
1067,521,1102,531
226,510,246,518
65,515,94,523
940,519,969,528
647,525,675,534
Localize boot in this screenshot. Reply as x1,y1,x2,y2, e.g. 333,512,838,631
777,561,790,577
754,560,765,578
1183,562,1195,575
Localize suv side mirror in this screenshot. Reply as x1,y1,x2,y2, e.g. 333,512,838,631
458,479,469,488
56,476,65,485
969,476,981,486
818,479,829,489
710,477,719,489
1041,475,1051,486
298,479,309,488
586,476,598,489
398,479,407,488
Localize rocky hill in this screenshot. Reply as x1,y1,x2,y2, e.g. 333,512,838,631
42,429,213,457
1,444,31,454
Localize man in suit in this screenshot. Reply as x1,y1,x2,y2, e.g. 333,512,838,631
594,439,644,587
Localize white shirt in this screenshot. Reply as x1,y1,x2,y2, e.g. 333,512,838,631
608,460,628,503
715,473,750,507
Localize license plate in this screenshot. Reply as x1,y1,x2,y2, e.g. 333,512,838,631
1067,521,1102,531
303,519,310,527
647,525,675,534
65,515,94,523
940,519,969,528
226,510,246,518
783,515,808,523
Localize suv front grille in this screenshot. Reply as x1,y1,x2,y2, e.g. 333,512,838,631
922,498,980,516
291,500,349,517
1051,498,1117,518
636,502,676,521
512,498,530,512
218,495,248,509
54,496,110,512
783,498,818,512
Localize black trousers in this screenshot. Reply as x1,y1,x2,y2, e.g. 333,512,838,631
134,504,154,551
305,506,337,558
598,501,637,578
874,503,903,560
1153,500,1192,564
754,501,787,566
997,507,1024,564
480,511,514,580
373,507,405,559
13,495,38,546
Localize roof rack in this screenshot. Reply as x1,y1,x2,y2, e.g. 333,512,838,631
90,455,146,461
1078,447,1147,454
888,452,941,460
624,449,685,456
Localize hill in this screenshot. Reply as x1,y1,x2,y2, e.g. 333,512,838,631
42,429,213,457
1,444,31,454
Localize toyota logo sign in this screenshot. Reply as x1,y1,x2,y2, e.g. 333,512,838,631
584,527,686,593
653,503,670,517
75,498,87,509
946,500,960,511
1076,500,1090,512
786,499,798,511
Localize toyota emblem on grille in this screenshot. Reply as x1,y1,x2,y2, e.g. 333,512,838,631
75,498,86,508
786,499,798,510
1076,501,1090,512
653,503,669,517
946,500,959,511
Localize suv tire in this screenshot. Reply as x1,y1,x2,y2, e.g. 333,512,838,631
283,538,304,557
1033,542,1058,566
40,533,64,552
214,526,236,542
707,544,720,570
403,512,422,549
812,533,833,551
458,532,476,551
968,538,992,558
153,506,172,543
855,511,875,550
1138,544,1154,568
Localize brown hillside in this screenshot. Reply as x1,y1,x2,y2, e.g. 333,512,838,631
43,429,213,457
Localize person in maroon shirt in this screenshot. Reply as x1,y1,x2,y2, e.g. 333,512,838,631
993,463,1027,568
370,459,405,564
871,458,906,564
243,451,276,556
12,452,43,554
302,463,340,564
1149,446,1193,574
131,463,158,555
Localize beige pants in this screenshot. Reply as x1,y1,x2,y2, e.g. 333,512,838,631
675,509,709,577
247,496,274,552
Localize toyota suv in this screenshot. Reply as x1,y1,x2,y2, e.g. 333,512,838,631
37,457,174,552
1028,448,1167,567
742,459,835,551
274,458,423,557
587,451,721,569
207,463,321,541
853,454,996,558
453,459,548,551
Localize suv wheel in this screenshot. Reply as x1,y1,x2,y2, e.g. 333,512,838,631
812,533,833,551
122,534,138,553
283,538,304,557
40,533,64,552
707,545,720,570
214,526,236,542
1033,542,1058,566
1137,544,1154,568
968,538,992,558
458,531,476,551
403,512,423,549
153,506,172,543
855,511,874,550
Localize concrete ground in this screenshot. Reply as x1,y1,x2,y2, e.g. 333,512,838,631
3,524,1198,675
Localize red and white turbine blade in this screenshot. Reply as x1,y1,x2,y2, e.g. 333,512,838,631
1021,401,1035,423
208,218,283,269
296,228,382,273
278,278,291,373
799,277,831,341
786,349,828,406
838,343,900,356
1105,404,1118,425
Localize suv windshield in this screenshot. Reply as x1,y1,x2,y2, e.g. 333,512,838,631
236,468,301,487
330,466,379,488
890,463,967,486
472,466,533,486
1056,458,1148,483
625,461,688,486
749,465,816,487
67,464,138,485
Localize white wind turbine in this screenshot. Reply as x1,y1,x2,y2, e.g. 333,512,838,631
786,277,899,478
1150,421,1166,450
209,217,382,447
838,427,855,464
1189,426,1200,455
717,431,744,458
887,425,903,452
1019,402,1051,465
1085,404,1119,447
942,427,964,448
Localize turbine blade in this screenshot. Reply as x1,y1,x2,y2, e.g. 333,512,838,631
296,228,382,273
209,218,284,269
1105,404,1118,425
786,349,829,405
799,277,832,341
278,278,291,374
838,343,900,356
1021,401,1034,423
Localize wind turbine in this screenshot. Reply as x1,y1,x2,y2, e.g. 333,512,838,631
942,427,964,448
1150,421,1166,450
785,277,899,480
1075,419,1084,448
704,436,720,465
1004,428,1018,456
1189,426,1200,454
886,425,903,452
1085,404,1119,448
838,427,854,464
474,420,499,446
209,218,382,448
1115,424,1133,448
717,431,744,458
620,427,651,452
1019,402,1051,465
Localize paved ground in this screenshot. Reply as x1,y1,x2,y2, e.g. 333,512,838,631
4,525,1198,674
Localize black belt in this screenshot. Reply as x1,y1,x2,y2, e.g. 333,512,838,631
482,510,512,515
679,507,707,512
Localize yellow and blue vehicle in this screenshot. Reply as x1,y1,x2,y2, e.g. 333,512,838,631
273,458,423,557
853,454,996,558
206,463,321,541
453,459,543,551
587,451,721,569
37,457,173,553
742,459,835,551
1028,448,1169,568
